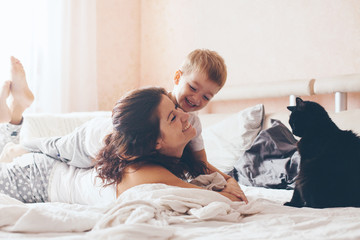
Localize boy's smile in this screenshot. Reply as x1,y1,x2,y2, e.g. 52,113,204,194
172,71,221,112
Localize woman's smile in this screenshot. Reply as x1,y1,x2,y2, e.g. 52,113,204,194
182,121,192,132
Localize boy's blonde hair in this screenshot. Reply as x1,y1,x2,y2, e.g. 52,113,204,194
180,49,227,88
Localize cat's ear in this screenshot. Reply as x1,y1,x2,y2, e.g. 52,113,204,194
287,106,296,112
296,97,305,108
288,97,305,111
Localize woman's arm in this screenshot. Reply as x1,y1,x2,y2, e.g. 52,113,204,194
193,149,248,203
117,164,243,202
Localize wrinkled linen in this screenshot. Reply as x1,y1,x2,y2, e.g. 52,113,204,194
94,183,262,230
0,172,262,234
0,193,104,233
2,185,360,240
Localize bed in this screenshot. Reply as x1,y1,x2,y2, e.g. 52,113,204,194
1,75,360,239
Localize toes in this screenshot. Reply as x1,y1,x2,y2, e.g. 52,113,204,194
11,56,19,63
3,80,11,86
10,56,23,70
1,81,11,95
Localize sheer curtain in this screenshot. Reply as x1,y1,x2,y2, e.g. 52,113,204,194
0,0,97,113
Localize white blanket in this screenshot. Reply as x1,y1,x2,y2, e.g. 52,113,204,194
0,174,261,237
2,184,360,240
0,193,104,233
94,183,262,229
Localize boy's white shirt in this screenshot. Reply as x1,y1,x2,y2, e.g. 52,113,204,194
188,112,204,152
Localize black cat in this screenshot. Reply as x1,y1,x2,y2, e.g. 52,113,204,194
284,97,360,208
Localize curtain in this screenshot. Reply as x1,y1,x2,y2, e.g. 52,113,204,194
60,0,98,113
0,0,97,113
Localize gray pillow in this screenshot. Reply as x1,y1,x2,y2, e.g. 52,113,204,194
232,119,300,189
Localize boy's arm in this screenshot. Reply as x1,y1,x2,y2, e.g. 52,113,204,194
193,149,248,203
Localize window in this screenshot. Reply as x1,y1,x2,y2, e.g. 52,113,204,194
0,0,97,113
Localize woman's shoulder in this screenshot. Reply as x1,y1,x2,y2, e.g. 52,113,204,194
127,164,172,177
116,164,181,196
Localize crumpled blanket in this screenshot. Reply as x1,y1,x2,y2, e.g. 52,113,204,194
0,193,104,232
0,173,263,234
94,183,262,230
232,119,301,189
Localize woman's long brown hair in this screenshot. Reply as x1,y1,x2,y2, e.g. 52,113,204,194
95,87,208,186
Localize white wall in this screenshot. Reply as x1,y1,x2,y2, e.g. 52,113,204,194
96,0,140,110
139,0,360,112
97,0,360,112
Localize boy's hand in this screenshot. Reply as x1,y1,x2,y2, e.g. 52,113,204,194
219,191,243,202
222,177,248,204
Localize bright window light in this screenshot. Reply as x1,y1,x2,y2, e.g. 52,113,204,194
0,0,45,83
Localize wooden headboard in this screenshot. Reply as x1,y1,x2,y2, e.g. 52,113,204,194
205,73,360,114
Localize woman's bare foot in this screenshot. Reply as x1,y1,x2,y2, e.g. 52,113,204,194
9,56,34,125
0,81,11,123
10,56,34,108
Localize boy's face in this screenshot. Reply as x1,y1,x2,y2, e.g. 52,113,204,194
172,71,221,112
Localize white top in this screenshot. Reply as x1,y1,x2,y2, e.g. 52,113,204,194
49,162,116,205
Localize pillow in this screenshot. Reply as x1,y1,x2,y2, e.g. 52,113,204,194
233,119,299,189
20,111,111,142
202,104,264,173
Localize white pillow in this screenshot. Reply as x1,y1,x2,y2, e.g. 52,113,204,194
20,111,111,142
202,104,264,173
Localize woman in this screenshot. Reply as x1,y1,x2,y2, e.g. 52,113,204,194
95,87,246,202
0,87,247,203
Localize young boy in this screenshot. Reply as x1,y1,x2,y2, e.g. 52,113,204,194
169,49,247,203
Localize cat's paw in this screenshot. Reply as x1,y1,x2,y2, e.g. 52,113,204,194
284,201,303,208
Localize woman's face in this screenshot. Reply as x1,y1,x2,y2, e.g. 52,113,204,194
155,94,197,158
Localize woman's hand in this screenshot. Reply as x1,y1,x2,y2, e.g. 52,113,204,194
221,177,248,203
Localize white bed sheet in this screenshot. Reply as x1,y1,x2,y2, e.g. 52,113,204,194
1,183,360,240
13,107,360,240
